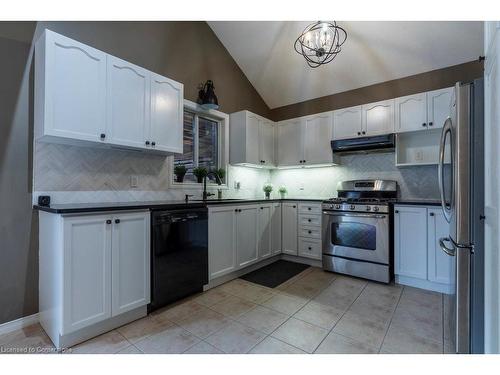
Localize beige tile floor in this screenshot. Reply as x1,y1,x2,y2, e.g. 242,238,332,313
0,267,450,354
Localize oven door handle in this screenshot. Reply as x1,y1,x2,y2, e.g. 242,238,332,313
322,211,387,219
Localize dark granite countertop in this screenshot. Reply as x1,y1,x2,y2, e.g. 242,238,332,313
33,198,325,214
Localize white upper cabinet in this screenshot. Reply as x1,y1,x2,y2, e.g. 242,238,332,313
35,29,107,143
333,106,362,140
426,87,453,130
303,112,334,165
259,119,275,166
277,118,304,166
395,88,452,133
35,29,183,154
229,111,275,167
106,56,150,149
395,93,428,133
362,99,395,136
149,73,184,153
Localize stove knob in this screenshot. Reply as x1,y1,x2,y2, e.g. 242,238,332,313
373,206,379,212
350,205,355,210
366,206,371,211
335,204,341,209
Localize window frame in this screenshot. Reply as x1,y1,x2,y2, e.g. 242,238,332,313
169,99,229,190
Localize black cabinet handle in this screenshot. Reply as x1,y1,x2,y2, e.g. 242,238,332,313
115,219,120,224
145,141,150,145
100,133,106,139
395,210,399,213
357,132,361,136
106,219,112,224
422,123,427,127
308,230,312,234
429,212,434,216
292,205,296,208
362,131,366,135
308,219,311,222
308,207,311,210
151,141,156,146
429,122,433,126
234,209,238,212
308,246,312,250
260,207,264,210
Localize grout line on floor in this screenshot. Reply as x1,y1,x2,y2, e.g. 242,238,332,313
376,285,405,353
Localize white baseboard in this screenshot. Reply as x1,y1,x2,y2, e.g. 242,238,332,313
0,313,39,336
395,275,453,294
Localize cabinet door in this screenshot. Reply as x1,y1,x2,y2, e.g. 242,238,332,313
257,204,272,259
106,56,150,149
427,208,453,285
41,30,107,142
427,87,453,130
62,215,112,334
395,93,427,133
304,112,334,165
271,203,282,255
246,113,260,165
259,119,275,166
394,206,428,279
111,212,150,316
277,119,303,166
236,205,259,268
332,106,362,140
149,73,183,153
208,206,236,279
362,99,395,136
282,203,298,255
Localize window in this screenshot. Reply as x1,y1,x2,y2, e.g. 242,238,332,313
173,110,220,183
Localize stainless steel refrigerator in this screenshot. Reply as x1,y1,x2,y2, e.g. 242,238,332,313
438,79,484,354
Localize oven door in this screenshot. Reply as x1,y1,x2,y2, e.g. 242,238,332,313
322,211,389,264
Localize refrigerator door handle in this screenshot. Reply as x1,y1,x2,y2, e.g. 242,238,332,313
438,117,454,223
439,237,456,257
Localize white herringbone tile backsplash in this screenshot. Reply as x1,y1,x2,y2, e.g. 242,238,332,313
34,142,440,204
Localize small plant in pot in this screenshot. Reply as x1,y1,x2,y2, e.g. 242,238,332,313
193,167,208,183
173,165,187,183
215,168,226,183
263,183,273,199
278,186,287,199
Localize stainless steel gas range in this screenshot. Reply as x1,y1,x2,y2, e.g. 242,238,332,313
321,180,397,283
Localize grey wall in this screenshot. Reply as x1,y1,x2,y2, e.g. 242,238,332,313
0,21,274,325
0,33,38,324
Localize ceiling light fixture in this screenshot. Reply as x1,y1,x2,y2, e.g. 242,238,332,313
294,21,347,68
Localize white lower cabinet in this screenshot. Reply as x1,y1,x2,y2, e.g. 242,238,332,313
271,203,282,255
258,204,273,259
39,210,150,348
208,206,236,279
236,205,259,268
394,205,453,293
282,203,298,255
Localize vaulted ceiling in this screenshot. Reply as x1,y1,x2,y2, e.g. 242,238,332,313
208,21,483,109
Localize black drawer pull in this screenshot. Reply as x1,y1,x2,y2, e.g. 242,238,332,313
100,133,106,139
145,141,150,145
308,219,311,222
428,122,433,126
308,230,312,234
429,212,434,216
115,219,120,224
106,219,112,224
308,246,312,250
422,123,427,127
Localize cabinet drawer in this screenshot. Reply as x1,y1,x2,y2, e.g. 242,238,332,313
298,238,322,260
298,214,321,227
298,203,321,215
298,226,321,239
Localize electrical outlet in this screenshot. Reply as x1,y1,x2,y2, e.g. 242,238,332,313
130,175,139,188
234,181,241,189
415,150,424,162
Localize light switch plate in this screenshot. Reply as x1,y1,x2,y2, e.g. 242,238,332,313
130,175,139,188
415,150,424,162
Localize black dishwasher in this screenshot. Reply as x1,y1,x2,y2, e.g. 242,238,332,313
149,207,208,312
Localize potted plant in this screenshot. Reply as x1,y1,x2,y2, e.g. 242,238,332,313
278,186,287,199
173,165,187,183
263,183,273,199
193,167,208,183
215,168,226,182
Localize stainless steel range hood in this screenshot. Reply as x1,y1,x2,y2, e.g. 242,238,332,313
331,134,395,155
